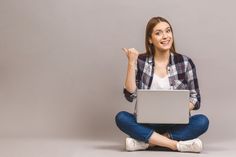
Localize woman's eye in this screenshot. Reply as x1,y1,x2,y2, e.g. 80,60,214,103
166,29,171,33
156,32,161,36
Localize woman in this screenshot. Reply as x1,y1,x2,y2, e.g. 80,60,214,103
115,17,209,153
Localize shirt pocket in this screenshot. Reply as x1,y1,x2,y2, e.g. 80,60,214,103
173,79,188,90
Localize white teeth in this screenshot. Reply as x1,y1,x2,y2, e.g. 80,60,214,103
161,41,169,44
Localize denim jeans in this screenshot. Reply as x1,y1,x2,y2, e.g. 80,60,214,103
115,111,209,143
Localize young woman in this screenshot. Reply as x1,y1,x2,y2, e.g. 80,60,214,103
115,17,209,153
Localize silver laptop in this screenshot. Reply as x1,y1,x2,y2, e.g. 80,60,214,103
136,89,189,124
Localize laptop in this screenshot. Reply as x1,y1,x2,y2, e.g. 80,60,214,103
136,89,189,124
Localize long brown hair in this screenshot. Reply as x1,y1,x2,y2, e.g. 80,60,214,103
145,17,176,56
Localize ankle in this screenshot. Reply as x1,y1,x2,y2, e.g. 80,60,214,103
171,141,178,151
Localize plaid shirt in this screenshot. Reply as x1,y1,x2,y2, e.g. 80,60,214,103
123,52,201,110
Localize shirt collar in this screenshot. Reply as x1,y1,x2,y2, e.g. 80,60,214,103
147,52,174,65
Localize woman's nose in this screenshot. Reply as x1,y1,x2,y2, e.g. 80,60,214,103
162,32,168,38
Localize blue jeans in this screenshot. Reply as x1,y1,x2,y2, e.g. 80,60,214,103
115,111,209,143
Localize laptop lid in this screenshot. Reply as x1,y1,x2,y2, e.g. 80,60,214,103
136,89,189,124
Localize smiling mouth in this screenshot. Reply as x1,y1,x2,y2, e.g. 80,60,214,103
160,40,170,46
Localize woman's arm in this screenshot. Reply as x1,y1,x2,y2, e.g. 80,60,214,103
123,48,139,92
122,48,139,101
186,58,201,110
125,62,137,93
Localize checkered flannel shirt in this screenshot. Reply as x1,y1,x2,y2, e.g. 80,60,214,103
123,52,201,110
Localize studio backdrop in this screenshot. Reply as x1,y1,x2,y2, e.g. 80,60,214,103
0,0,236,142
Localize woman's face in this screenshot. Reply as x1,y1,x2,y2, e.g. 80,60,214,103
149,22,173,52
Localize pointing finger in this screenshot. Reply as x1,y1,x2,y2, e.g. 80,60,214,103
122,48,129,55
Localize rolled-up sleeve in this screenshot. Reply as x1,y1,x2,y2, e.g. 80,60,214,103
123,88,137,102
186,58,201,110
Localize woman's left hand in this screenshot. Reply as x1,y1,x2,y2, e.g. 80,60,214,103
189,102,194,112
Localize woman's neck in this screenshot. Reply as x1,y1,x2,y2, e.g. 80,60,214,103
154,49,170,63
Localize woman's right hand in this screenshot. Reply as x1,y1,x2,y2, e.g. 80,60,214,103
122,48,139,65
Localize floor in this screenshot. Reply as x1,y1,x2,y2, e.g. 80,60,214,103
0,138,235,157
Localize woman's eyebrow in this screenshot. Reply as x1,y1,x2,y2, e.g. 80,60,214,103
154,27,171,32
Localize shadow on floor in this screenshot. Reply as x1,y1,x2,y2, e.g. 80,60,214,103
93,143,177,152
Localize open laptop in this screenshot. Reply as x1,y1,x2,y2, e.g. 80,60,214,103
136,89,189,124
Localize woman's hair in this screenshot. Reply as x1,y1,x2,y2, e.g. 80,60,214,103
145,17,176,56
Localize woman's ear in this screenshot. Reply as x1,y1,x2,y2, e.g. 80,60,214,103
149,38,152,44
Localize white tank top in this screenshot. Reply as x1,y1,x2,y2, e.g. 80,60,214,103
150,73,170,90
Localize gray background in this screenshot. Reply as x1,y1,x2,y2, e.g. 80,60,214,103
0,0,235,143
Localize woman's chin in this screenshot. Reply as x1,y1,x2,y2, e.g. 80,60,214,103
159,47,171,52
